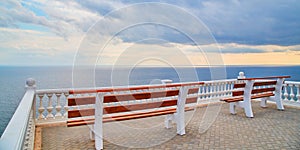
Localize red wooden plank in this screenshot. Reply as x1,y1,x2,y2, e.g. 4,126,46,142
68,96,95,106
67,106,196,127
68,108,94,118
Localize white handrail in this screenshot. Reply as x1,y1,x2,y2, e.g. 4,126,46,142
285,81,300,85
0,78,36,150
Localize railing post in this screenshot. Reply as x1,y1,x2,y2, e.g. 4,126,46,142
161,79,173,84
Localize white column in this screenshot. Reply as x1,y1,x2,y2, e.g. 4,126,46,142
283,85,289,101
37,94,45,120
297,85,300,102
63,93,69,118
46,93,54,119
55,93,62,118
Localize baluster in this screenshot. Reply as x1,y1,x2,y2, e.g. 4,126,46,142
297,85,300,102
225,82,229,95
289,84,295,101
55,93,62,118
215,83,219,97
219,83,224,97
46,93,54,119
64,93,69,118
210,83,213,99
283,85,289,101
227,82,232,96
206,84,209,99
217,83,221,97
38,94,45,120
214,83,218,97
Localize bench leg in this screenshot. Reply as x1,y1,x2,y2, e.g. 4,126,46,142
165,114,175,129
275,94,284,110
94,124,103,150
95,93,104,150
90,125,95,141
275,78,284,110
176,114,185,135
243,100,254,118
229,102,237,115
176,86,188,135
260,97,268,108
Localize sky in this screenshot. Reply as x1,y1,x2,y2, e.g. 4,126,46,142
1,0,300,66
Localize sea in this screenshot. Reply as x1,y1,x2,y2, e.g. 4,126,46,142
0,65,299,136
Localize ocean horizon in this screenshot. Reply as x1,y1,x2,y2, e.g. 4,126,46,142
1,65,299,136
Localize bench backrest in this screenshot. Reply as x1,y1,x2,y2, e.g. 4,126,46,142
67,82,203,120
232,76,290,96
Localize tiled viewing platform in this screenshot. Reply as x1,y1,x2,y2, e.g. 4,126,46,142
39,102,300,150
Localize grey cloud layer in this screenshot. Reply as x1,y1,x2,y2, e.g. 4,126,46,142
1,0,299,46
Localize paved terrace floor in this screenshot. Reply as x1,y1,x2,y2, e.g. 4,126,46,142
38,102,300,150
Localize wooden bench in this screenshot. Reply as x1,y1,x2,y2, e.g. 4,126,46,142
221,76,290,118
67,82,204,150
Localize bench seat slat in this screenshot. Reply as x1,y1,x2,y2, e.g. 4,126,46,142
67,106,195,127
221,92,275,103
68,108,178,125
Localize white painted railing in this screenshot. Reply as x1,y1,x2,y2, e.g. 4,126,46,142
282,81,300,107
0,78,36,150
32,73,300,123
35,89,70,121
198,79,237,103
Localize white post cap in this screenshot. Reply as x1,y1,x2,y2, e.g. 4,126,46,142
161,79,173,84
238,72,245,79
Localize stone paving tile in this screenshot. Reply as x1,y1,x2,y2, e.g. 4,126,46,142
42,102,300,149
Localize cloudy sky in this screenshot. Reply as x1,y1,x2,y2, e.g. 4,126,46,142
1,0,300,66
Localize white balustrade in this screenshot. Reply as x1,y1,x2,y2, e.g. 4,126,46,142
35,89,71,122
55,93,62,118
198,79,237,104
282,81,300,106
32,75,299,125
46,93,54,119
37,94,45,119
